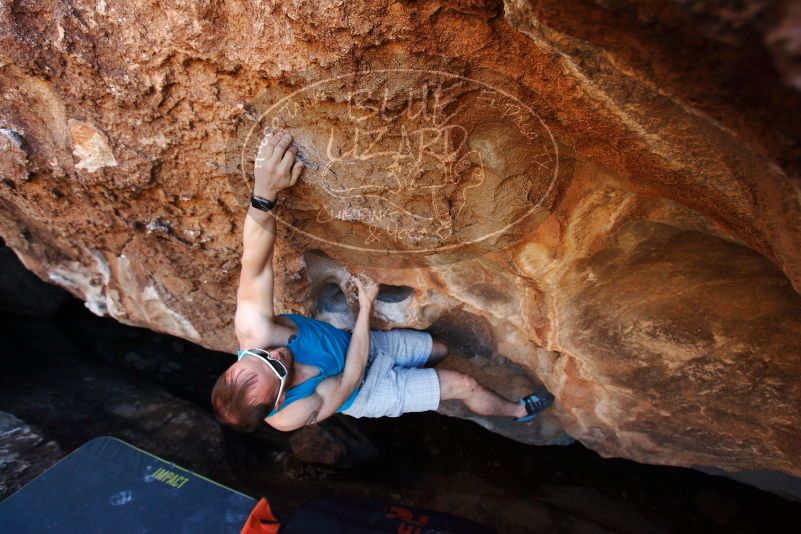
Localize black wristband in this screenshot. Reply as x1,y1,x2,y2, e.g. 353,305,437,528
250,194,276,212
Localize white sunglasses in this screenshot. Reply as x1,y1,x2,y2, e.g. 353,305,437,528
239,348,288,410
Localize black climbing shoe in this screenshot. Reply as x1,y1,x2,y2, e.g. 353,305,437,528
514,386,555,422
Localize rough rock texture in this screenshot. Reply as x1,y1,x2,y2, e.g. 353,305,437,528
289,417,380,467
2,0,801,484
0,411,63,500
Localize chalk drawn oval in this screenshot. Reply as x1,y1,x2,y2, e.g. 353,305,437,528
228,66,570,263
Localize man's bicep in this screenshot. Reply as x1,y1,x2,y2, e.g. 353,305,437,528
314,376,353,421
267,394,324,432
267,381,349,432
237,261,275,317
235,252,277,344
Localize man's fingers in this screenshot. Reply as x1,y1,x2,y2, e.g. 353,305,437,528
256,131,281,164
278,146,297,174
349,274,362,289
356,273,375,287
263,130,281,149
290,160,304,185
269,132,293,165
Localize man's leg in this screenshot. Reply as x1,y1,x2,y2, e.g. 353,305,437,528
370,329,443,368
436,369,526,418
425,338,448,367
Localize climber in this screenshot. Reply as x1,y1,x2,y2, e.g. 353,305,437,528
211,129,555,432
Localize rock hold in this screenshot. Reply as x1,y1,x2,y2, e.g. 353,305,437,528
68,119,117,174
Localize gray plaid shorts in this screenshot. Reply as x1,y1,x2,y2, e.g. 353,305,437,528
340,329,440,418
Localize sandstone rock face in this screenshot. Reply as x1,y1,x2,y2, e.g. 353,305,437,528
2,0,801,482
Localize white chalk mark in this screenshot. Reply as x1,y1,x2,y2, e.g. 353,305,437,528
109,490,133,506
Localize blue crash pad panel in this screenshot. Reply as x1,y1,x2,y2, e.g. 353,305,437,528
0,436,255,533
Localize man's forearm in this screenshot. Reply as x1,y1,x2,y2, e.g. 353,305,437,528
241,205,276,274
236,198,280,324
339,304,372,393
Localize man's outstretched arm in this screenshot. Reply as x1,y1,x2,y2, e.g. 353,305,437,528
235,130,304,348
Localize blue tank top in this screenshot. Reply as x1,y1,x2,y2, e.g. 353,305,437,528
237,314,361,417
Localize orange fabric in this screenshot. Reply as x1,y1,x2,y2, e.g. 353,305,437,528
386,506,431,534
240,497,280,534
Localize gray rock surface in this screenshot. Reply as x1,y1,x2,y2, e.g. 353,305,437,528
0,411,63,500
